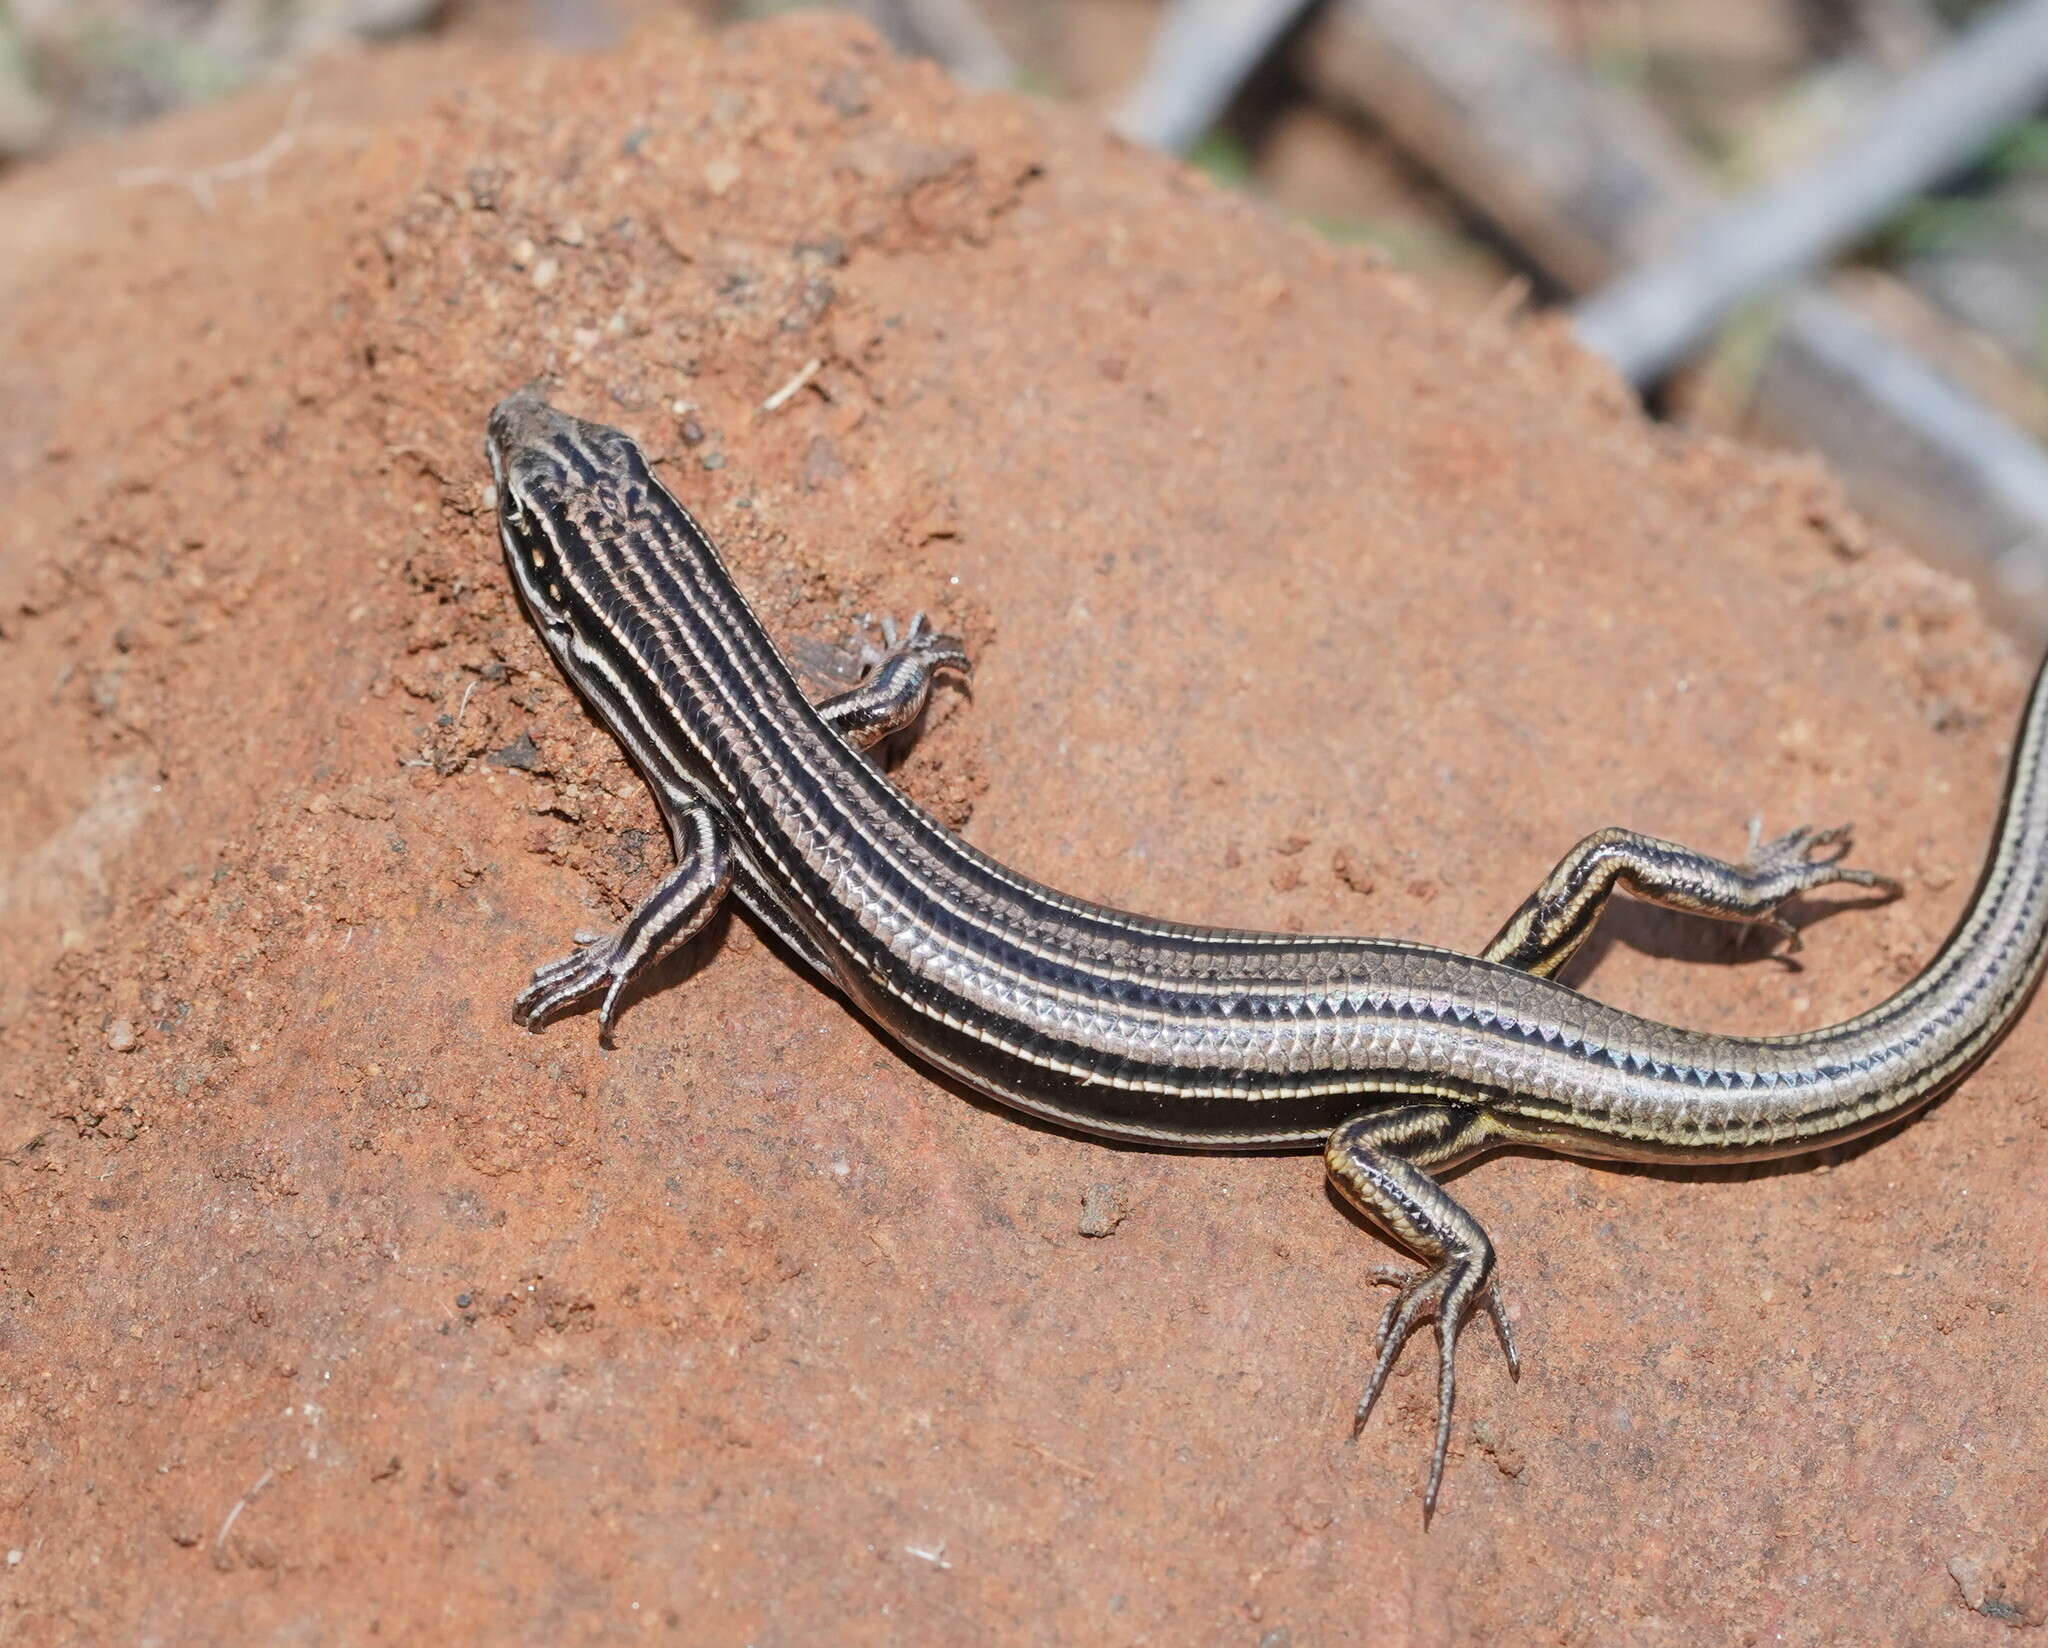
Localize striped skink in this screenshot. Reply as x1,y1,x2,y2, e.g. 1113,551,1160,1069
486,390,2048,1515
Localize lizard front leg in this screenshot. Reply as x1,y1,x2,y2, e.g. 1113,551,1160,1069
515,802,733,1039
815,613,970,750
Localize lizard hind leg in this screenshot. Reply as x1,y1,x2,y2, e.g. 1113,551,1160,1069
1482,820,1902,979
1326,1103,1515,1520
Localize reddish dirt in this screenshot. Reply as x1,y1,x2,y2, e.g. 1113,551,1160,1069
4,16,2046,1644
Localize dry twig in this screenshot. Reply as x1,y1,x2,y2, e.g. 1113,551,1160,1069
115,88,310,212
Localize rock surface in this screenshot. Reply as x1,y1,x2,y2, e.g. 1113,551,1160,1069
3,16,2045,1643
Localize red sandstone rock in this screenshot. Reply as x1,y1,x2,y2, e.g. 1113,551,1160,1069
2,16,2043,1643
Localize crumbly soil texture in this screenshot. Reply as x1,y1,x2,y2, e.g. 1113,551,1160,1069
2,17,2045,1645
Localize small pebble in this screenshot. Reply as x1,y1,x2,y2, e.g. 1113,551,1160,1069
1078,1182,1129,1238
106,1018,138,1053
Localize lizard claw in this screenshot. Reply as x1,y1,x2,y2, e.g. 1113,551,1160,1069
1353,1256,1517,1521
1741,819,1903,905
